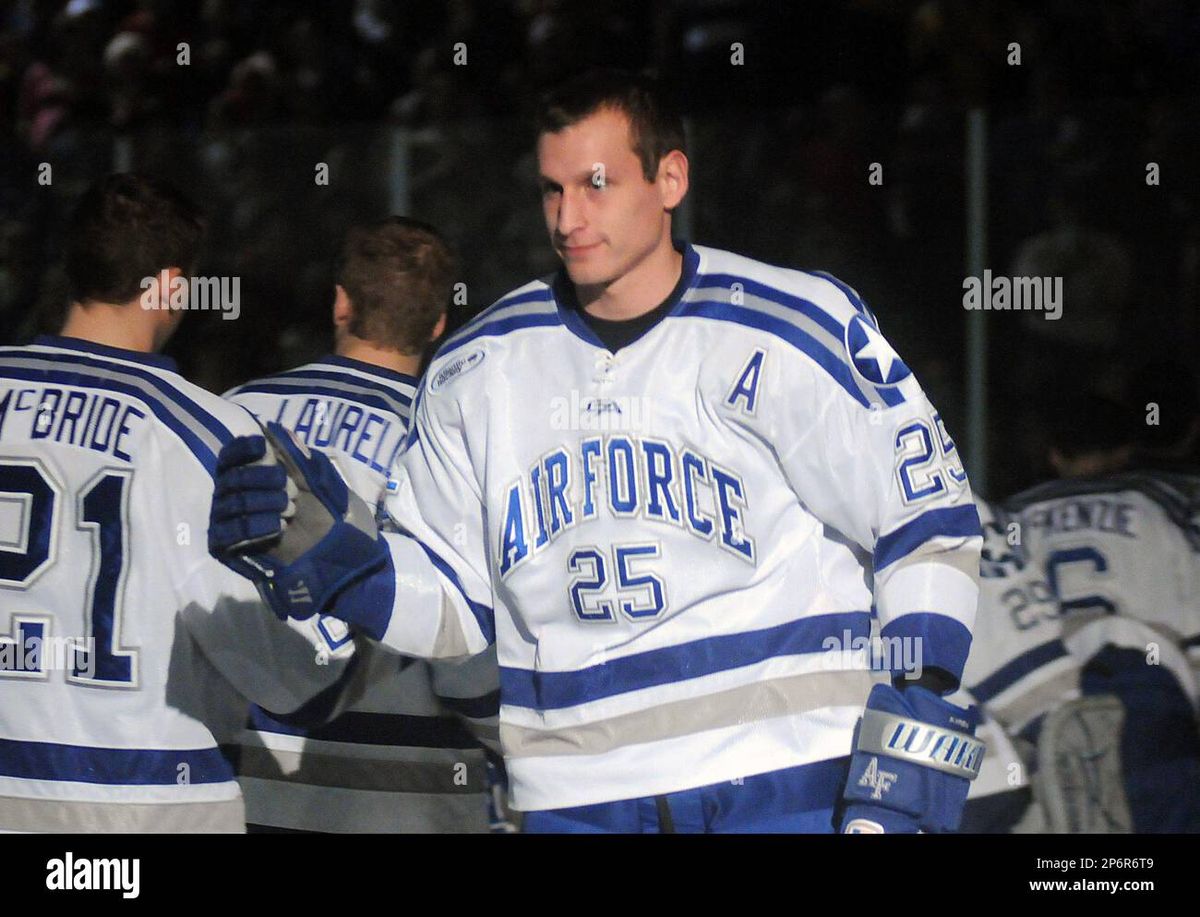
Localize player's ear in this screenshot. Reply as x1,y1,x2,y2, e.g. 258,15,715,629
138,266,183,312
658,150,689,212
333,284,353,328
429,313,447,343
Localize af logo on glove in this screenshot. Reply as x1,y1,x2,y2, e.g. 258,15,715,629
857,756,899,800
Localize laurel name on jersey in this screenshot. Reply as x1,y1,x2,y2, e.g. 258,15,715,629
0,385,146,461
257,395,406,476
500,436,754,578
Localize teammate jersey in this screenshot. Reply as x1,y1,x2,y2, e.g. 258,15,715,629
375,243,983,812
227,355,497,832
963,474,1200,737
0,336,350,832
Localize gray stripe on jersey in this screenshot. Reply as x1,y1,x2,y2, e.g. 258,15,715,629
235,745,488,793
686,283,887,407
884,541,983,582
248,375,413,421
442,288,557,350
501,668,874,759
0,354,227,458
0,794,244,833
240,779,489,833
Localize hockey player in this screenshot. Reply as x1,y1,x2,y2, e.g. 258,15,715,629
0,174,352,832
209,70,985,833
963,399,1200,832
224,217,499,833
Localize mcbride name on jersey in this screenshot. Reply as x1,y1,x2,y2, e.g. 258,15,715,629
0,385,146,461
376,244,984,812
226,356,497,833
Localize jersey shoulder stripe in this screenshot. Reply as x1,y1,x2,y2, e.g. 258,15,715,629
683,247,906,408
230,380,412,422
228,361,415,405
803,270,878,323
227,358,415,418
437,283,558,359
0,347,237,474
674,299,902,409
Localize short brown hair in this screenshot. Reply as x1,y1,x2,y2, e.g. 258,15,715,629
536,69,686,182
336,217,454,354
65,173,205,304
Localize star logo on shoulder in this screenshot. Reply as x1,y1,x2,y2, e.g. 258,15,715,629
846,314,911,386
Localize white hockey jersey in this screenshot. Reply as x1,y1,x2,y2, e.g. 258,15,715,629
227,355,497,832
963,474,1200,735
376,244,984,811
0,336,351,832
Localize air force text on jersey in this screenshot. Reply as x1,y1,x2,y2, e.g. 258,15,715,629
499,435,755,579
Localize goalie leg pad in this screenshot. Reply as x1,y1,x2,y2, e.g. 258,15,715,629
841,683,985,833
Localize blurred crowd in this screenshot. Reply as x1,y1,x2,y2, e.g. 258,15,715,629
1,0,1198,497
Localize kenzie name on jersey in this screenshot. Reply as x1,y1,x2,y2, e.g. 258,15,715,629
0,385,145,460
499,434,753,578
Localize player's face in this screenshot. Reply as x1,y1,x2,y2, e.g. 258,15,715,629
538,108,673,289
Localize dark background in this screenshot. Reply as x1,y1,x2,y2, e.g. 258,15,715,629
1,0,1197,498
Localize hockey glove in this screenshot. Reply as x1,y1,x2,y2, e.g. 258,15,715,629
840,683,985,833
209,421,390,624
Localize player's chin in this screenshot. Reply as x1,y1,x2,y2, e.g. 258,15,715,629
562,259,614,287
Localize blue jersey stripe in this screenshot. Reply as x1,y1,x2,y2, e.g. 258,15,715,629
674,300,904,408
804,271,871,316
695,273,847,341
500,610,872,711
970,639,1071,704
436,313,562,361
416,540,496,646
1,348,232,444
874,505,983,572
439,288,554,352
246,708,481,748
29,334,178,370
0,364,222,474
246,368,414,409
318,354,420,388
230,382,408,419
879,612,973,683
0,737,234,785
